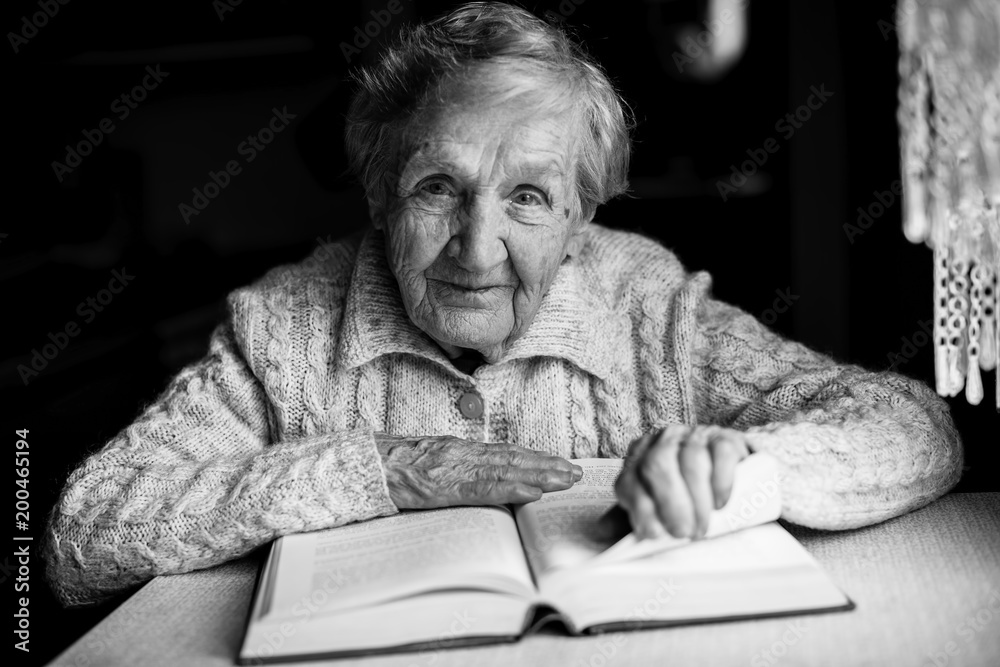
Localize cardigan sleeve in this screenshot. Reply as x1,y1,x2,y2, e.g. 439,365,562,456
684,273,964,531
43,323,398,608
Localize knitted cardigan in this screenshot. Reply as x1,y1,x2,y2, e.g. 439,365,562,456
44,224,964,607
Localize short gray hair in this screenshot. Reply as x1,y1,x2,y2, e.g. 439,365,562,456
344,1,633,222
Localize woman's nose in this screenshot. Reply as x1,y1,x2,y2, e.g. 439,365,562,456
447,201,508,273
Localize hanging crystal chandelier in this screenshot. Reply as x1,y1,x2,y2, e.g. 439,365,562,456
896,0,1000,408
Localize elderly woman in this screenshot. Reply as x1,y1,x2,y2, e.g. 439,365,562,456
45,2,962,607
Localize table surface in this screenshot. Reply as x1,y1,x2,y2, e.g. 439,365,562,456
50,493,1000,667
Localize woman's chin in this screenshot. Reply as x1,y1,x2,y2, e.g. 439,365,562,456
425,318,513,360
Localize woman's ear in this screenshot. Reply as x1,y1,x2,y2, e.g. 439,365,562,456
566,227,586,258
565,209,594,258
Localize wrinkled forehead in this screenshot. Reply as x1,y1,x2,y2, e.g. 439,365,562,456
400,112,572,179
391,61,581,181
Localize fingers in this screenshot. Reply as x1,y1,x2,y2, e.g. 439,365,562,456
439,440,582,505
458,480,544,506
616,426,751,541
473,463,576,492
638,426,696,539
708,429,750,509
387,436,584,509
617,475,665,540
678,429,714,538
616,428,679,539
614,431,655,505
479,442,583,483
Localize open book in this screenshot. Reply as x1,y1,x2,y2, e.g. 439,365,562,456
238,454,853,663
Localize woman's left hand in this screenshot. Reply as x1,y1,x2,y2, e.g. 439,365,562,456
614,424,750,540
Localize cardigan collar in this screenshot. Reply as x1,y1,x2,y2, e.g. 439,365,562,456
335,229,626,382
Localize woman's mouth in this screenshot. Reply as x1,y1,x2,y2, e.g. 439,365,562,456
431,280,512,307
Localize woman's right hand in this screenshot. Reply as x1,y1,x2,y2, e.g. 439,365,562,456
375,433,583,509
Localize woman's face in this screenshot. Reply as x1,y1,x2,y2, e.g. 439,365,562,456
373,99,586,362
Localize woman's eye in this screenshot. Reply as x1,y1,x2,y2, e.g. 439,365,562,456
421,181,453,196
511,188,546,207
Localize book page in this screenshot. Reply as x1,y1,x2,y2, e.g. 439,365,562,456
514,453,783,578
591,452,782,566
514,458,624,577
265,505,536,619
542,523,851,631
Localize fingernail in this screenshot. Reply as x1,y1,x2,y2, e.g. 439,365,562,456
646,521,667,539
517,487,543,504
672,519,693,539
572,465,584,479
548,471,571,487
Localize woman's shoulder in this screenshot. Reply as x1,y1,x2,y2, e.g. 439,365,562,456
225,231,364,332
579,223,691,299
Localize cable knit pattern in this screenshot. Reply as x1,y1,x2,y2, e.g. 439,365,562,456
690,290,964,529
44,224,963,607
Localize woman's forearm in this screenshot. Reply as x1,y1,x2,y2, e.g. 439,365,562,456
738,370,964,529
688,283,964,530
43,324,397,607
45,428,396,607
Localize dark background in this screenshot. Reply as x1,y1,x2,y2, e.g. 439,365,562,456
3,0,997,664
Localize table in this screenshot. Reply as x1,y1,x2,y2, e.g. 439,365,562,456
50,493,1000,667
